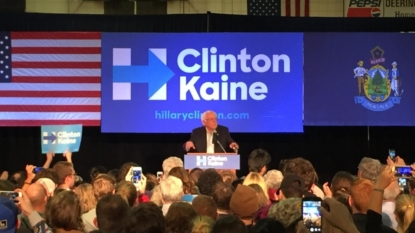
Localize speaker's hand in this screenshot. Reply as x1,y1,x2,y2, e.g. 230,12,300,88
229,142,238,150
185,141,195,151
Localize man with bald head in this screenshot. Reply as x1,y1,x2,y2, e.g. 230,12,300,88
184,110,238,153
19,183,48,232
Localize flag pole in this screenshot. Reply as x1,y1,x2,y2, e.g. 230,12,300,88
367,126,370,157
207,11,210,33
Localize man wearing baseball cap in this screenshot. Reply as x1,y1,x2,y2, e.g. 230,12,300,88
13,189,53,233
0,196,19,233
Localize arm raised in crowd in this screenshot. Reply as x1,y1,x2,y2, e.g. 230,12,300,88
63,149,76,174
42,151,54,169
0,171,8,180
22,165,36,192
367,165,397,233
63,149,73,164
15,189,53,233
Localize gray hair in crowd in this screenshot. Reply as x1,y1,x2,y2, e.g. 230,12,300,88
162,156,184,175
160,176,184,203
263,170,284,189
358,157,382,182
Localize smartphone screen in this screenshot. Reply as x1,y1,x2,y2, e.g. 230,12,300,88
389,149,396,159
33,167,43,174
394,166,412,178
132,167,142,184
399,178,407,190
157,171,163,180
0,191,20,202
303,200,322,233
399,178,407,186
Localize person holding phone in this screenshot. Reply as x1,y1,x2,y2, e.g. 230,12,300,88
124,166,149,203
388,149,396,163
302,197,322,232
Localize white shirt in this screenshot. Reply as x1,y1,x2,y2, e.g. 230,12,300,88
206,129,214,153
354,67,367,77
162,203,172,216
382,201,397,230
82,208,98,233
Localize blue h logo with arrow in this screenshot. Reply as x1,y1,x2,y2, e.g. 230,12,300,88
112,48,175,100
196,156,207,166
43,132,57,144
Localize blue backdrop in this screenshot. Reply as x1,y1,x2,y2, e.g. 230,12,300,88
101,33,303,133
304,33,415,126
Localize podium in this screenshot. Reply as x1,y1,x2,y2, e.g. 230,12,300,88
184,153,240,174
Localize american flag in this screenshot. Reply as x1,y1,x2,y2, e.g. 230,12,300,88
0,32,101,126
281,0,310,17
247,0,281,16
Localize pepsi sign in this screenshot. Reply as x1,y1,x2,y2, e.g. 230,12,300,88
345,0,383,17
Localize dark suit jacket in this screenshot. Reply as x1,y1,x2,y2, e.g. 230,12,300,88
185,125,236,153
352,213,396,233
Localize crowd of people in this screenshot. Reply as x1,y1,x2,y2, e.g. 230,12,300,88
1,149,415,233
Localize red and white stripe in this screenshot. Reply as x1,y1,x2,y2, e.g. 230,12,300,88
281,0,310,17
0,32,101,126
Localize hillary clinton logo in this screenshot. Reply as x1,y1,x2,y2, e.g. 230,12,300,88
196,156,207,166
354,46,403,111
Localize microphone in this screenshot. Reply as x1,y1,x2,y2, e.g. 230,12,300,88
213,130,226,153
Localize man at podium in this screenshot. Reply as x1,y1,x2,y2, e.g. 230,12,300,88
184,110,239,153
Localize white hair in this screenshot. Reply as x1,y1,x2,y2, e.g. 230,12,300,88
160,176,184,203
264,169,284,189
162,156,184,175
358,157,382,182
384,181,401,200
201,110,217,123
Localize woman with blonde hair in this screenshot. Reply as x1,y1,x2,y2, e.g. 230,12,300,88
249,183,272,222
243,172,269,200
169,167,198,203
169,167,197,194
248,184,268,208
150,185,163,207
115,181,138,207
395,194,415,233
74,183,97,214
191,215,214,233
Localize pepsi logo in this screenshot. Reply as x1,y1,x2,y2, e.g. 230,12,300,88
347,7,383,17
371,8,381,17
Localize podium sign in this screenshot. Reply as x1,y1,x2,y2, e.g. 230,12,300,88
184,153,240,170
